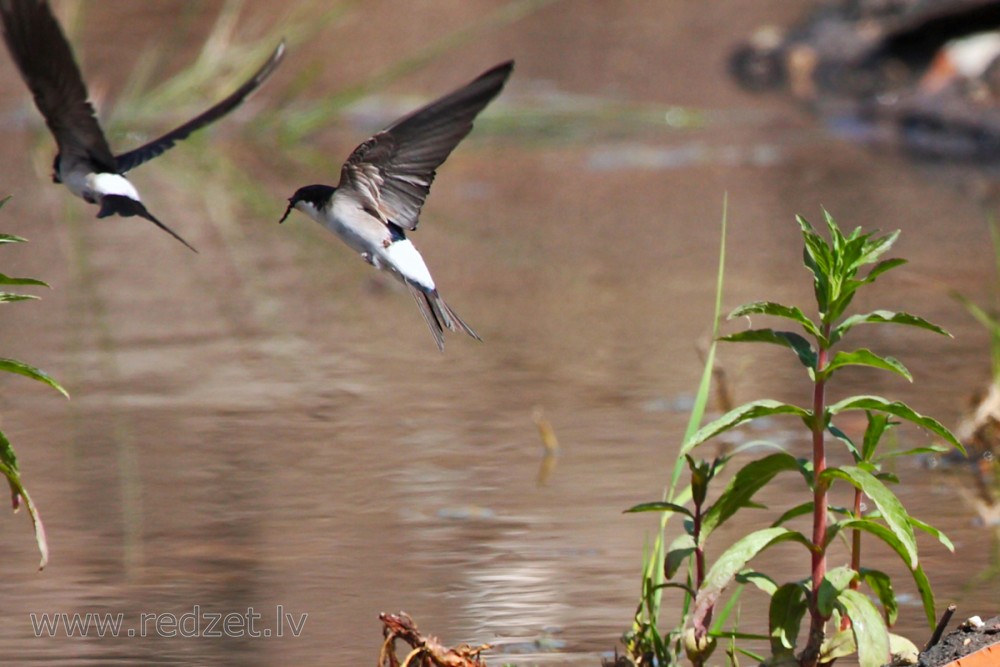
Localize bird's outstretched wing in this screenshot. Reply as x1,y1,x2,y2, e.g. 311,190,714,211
115,40,286,173
0,0,117,173
339,60,513,231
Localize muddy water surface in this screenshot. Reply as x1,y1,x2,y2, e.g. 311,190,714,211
0,1,997,665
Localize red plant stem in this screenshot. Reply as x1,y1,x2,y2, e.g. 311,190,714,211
811,346,829,598
803,334,831,667
840,488,863,632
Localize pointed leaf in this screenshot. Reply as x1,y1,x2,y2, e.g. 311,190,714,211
0,234,28,244
625,501,693,518
910,516,954,552
665,533,696,579
736,570,778,596
853,230,899,272
828,423,861,459
0,273,47,287
772,501,813,527
769,582,808,652
820,628,857,662
828,395,962,454
821,466,917,568
839,588,891,667
0,359,68,398
859,568,898,626
0,429,48,569
0,293,40,303
875,445,948,462
817,565,858,617
727,301,822,338
821,349,912,382
862,412,895,462
692,527,812,633
700,452,802,543
863,257,907,283
682,400,811,455
833,518,937,627
720,329,817,369
832,310,950,345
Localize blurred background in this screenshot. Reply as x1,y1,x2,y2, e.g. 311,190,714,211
0,0,998,664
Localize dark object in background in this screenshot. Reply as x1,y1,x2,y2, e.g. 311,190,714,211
731,0,1000,163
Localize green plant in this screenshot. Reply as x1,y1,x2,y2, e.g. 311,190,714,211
0,196,68,570
949,214,1000,384
624,197,732,667
629,211,961,667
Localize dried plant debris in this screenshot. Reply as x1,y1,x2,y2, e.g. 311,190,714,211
378,612,492,667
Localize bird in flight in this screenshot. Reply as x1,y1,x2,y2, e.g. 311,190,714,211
0,0,285,252
279,61,513,351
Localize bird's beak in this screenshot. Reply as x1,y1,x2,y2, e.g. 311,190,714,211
278,200,295,224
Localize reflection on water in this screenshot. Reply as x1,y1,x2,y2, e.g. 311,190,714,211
0,1,998,665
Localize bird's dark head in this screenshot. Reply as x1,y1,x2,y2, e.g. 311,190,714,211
51,154,62,184
279,184,336,223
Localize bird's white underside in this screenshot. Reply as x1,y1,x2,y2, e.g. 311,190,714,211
297,198,437,291
63,170,142,203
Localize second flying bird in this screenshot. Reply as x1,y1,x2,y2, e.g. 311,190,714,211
0,0,285,252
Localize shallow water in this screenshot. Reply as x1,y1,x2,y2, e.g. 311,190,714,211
0,1,997,665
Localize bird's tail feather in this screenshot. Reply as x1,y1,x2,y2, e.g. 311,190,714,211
97,195,198,253
408,284,480,352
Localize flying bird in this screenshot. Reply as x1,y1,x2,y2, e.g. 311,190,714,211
279,61,513,351
0,0,286,252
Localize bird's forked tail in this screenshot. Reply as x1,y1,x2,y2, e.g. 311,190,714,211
408,284,480,352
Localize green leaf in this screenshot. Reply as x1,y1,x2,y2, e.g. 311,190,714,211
828,423,860,459
817,566,858,617
828,395,963,454
0,429,48,569
863,257,907,284
727,301,822,338
832,310,950,345
700,452,802,544
692,527,812,633
821,466,917,568
0,293,40,303
736,570,777,596
0,234,27,244
910,516,954,552
771,501,813,527
833,518,937,627
665,533,696,579
839,588,890,667
720,329,817,369
768,582,808,652
888,633,920,664
860,568,898,626
683,400,811,455
875,445,948,462
625,501,693,518
0,273,47,287
820,349,912,382
819,627,857,663
0,358,69,398
853,230,899,272
861,412,894,462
